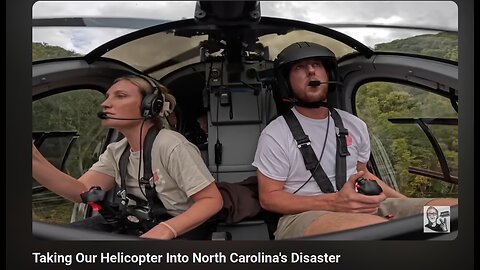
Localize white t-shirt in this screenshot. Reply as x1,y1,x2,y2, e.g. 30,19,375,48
90,129,214,216
253,107,370,195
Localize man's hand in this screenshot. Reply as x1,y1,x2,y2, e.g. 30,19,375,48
438,217,448,231
332,171,386,214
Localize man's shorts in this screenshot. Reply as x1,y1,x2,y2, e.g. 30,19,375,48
274,198,435,240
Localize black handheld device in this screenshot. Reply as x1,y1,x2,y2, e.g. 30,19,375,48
354,178,383,195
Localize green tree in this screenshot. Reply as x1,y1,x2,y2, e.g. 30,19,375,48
357,32,458,198
357,83,457,198
375,32,458,61
32,42,105,223
33,42,81,61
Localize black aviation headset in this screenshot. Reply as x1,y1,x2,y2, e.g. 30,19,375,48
137,74,165,119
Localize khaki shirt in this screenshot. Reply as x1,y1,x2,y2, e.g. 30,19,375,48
90,129,214,216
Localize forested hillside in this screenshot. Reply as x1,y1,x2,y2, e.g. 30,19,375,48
33,42,82,61
375,32,458,61
32,43,105,223
357,31,458,197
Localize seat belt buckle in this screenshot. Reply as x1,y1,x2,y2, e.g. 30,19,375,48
335,127,349,136
296,136,311,148
116,190,129,205
140,177,155,188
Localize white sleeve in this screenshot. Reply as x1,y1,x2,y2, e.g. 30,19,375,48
89,144,116,177
356,120,371,163
252,132,290,181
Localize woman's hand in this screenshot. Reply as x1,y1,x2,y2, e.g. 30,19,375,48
140,222,176,240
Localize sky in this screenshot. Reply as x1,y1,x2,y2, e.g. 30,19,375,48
32,1,458,55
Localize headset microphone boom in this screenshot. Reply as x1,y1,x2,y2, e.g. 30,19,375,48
308,80,343,87
97,112,147,120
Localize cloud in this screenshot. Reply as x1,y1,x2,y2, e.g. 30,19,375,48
372,15,404,25
261,1,456,29
33,27,132,54
32,1,198,54
33,1,195,19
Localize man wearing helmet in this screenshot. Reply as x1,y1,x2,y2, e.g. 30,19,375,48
252,41,457,239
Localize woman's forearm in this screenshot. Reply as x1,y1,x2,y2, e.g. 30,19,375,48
33,147,88,202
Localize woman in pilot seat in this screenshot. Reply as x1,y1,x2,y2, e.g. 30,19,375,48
32,74,223,240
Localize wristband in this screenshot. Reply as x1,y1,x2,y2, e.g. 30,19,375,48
160,222,177,238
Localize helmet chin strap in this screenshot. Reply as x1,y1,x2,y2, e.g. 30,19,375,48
292,97,332,109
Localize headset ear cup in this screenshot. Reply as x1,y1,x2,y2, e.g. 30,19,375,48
140,94,150,117
328,64,338,93
141,93,161,118
137,74,164,118
151,94,163,117
275,68,290,100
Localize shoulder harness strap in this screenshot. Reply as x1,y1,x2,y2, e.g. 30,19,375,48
283,107,350,193
118,143,131,215
141,127,169,219
329,108,350,190
118,126,169,220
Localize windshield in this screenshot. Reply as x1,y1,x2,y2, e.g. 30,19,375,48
32,1,457,62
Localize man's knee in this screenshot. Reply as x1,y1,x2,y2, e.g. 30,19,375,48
304,213,388,236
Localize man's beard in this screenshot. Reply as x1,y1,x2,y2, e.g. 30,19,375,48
292,89,328,108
